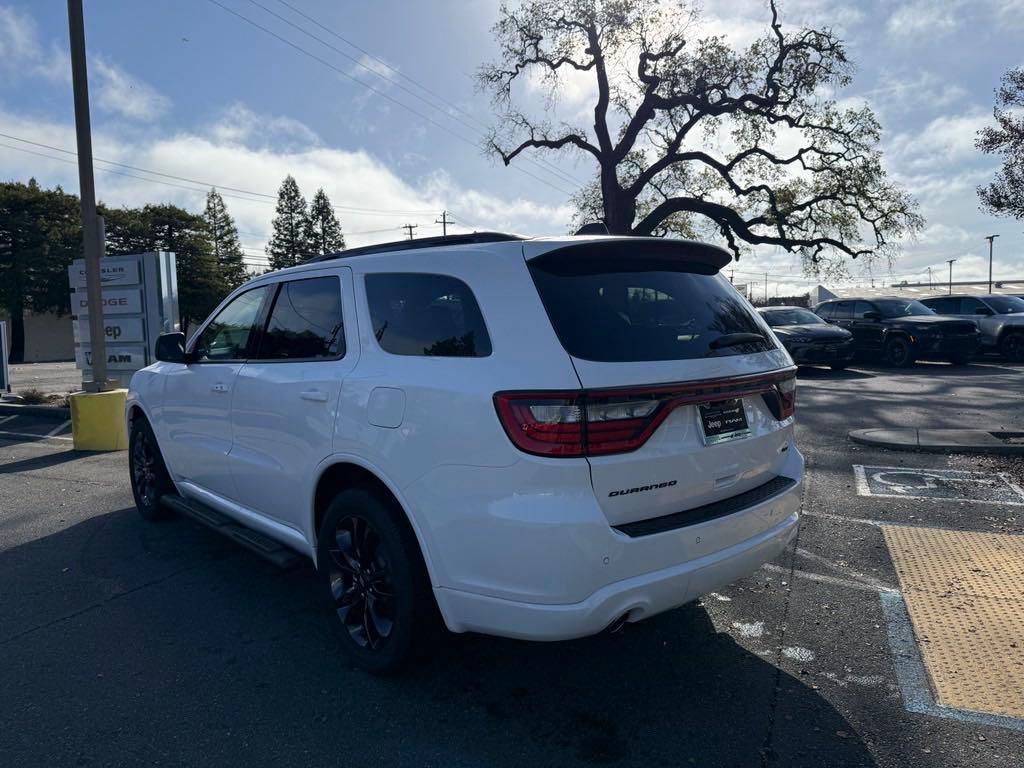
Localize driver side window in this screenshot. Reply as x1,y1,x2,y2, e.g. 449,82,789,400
194,285,272,362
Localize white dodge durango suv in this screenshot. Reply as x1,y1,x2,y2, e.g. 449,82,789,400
127,233,803,672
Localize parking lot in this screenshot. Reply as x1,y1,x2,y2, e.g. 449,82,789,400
1,360,1022,767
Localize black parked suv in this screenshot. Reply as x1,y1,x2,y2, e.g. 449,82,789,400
814,297,980,367
758,306,855,370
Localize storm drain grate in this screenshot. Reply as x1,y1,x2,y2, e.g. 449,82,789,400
883,525,1024,719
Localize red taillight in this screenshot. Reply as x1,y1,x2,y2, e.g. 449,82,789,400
495,370,796,458
774,376,797,419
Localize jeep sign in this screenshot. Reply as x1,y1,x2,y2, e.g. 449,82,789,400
73,317,145,344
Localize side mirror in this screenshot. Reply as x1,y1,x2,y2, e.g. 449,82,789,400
863,311,881,321
154,332,187,363
974,307,994,316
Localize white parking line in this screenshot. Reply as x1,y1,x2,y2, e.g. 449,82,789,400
45,420,71,437
0,430,74,442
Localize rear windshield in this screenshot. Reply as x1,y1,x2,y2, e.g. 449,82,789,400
528,254,772,362
761,309,824,326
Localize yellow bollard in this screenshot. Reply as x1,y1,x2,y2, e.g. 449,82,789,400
69,389,129,451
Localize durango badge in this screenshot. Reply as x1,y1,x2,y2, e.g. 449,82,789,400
609,480,677,497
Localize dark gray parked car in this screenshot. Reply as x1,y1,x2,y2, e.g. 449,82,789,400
920,295,1024,362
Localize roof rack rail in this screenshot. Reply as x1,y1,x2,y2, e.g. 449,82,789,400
305,232,525,263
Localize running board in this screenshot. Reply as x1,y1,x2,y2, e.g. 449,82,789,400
160,495,302,569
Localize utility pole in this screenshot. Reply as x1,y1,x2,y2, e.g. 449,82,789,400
402,223,418,240
764,273,768,307
67,0,109,392
435,210,449,236
946,258,956,295
985,234,999,293
729,269,734,284
927,266,932,288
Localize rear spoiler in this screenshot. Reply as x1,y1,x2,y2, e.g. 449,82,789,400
524,237,733,275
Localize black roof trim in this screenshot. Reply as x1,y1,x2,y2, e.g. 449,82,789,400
305,232,525,263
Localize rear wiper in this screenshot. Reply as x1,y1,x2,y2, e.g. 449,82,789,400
708,332,767,350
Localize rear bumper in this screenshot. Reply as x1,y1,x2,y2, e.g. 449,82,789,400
436,509,798,641
432,479,801,641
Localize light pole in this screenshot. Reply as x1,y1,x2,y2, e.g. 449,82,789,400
946,258,956,295
67,0,109,391
985,234,999,294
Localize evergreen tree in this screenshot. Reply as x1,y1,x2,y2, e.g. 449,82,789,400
0,179,81,362
304,187,346,256
266,175,310,269
203,189,247,289
104,203,225,333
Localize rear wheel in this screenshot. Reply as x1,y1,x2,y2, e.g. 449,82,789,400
884,336,915,368
129,418,174,521
1000,332,1024,362
317,487,435,674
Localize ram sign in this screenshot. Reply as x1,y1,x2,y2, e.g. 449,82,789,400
68,252,179,388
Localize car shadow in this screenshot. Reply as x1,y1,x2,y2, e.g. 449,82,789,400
0,508,879,768
0,448,92,475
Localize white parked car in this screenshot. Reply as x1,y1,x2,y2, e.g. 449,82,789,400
127,233,803,673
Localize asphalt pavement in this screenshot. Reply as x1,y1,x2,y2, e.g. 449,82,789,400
1,359,1022,767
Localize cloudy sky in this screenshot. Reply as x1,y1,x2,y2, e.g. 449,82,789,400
0,0,1021,295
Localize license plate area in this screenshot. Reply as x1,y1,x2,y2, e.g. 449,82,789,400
698,398,750,445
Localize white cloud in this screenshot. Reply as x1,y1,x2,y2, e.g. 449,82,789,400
0,107,573,270
93,57,171,121
886,1,962,38
886,111,992,171
0,4,69,84
207,103,320,149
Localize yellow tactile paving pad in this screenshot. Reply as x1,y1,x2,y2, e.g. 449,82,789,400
883,525,1024,719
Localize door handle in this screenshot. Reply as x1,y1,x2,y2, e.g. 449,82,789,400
300,389,329,403
210,382,229,393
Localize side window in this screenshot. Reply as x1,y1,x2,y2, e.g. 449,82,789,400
926,297,955,314
958,298,984,315
853,301,875,319
257,277,344,360
832,302,854,320
365,273,492,357
194,285,272,362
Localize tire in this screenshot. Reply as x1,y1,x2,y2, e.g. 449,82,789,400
1000,332,1024,363
317,487,435,674
884,336,915,368
129,418,174,521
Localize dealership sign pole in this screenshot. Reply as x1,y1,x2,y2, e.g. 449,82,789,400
67,0,110,392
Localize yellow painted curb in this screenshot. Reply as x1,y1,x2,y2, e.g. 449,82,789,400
69,389,129,451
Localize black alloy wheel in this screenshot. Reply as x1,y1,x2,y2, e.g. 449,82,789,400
129,420,173,520
317,487,436,673
1001,332,1024,363
884,336,914,368
327,514,396,651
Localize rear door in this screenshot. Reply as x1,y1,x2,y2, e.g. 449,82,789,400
228,270,356,529
524,239,796,527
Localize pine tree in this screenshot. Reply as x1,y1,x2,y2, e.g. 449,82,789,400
266,175,310,269
203,189,247,289
304,188,346,256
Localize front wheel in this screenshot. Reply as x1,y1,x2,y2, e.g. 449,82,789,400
317,488,436,674
884,336,915,368
1000,332,1024,363
129,419,174,520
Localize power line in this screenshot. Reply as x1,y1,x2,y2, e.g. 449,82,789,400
266,0,585,189
203,0,577,197
402,223,418,240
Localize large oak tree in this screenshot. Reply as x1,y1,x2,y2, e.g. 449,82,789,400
977,67,1024,220
479,0,922,270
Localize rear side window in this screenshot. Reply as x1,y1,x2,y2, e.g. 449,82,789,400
257,277,344,360
365,273,492,357
527,253,771,362
924,297,956,314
